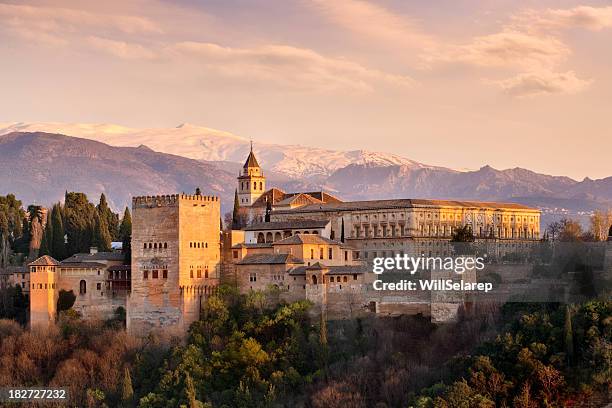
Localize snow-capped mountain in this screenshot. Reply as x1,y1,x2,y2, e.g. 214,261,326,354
0,122,438,179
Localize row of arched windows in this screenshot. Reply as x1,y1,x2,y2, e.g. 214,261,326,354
31,282,56,290
144,242,168,250
143,269,168,280
241,181,263,191
189,242,208,249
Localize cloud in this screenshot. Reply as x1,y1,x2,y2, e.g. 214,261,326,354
487,70,591,97
308,0,434,49
0,3,162,47
513,6,612,31
435,30,570,70
87,36,158,60
173,41,416,92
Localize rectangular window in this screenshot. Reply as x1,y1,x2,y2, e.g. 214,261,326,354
162,270,168,279
328,248,333,260
233,250,238,259
152,270,158,279
190,270,193,278
143,270,148,280
96,282,101,290
197,270,202,278
320,247,324,259
353,274,357,280
249,273,257,282
344,251,348,261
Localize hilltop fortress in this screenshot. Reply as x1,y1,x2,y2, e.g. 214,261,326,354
26,147,610,334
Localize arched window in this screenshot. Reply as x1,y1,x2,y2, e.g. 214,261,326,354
253,181,257,190
164,242,168,249
312,275,318,285
310,249,314,259
205,270,209,278
274,232,282,241
79,280,86,295
266,232,273,242
143,243,147,249
154,243,157,249
257,233,265,243
259,182,262,190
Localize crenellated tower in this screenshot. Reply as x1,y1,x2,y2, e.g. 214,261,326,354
237,143,265,207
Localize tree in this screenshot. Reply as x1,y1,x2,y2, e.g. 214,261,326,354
558,218,583,242
546,221,562,241
564,305,574,364
57,289,76,312
64,192,96,256
93,213,112,252
340,218,345,243
119,208,132,265
39,211,53,257
120,366,134,404
589,209,612,241
97,193,119,241
232,189,240,229
51,204,66,260
451,225,475,242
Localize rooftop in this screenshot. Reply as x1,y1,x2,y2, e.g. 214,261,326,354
288,264,368,275
59,262,107,269
237,253,304,265
272,234,342,246
273,198,539,214
28,255,60,266
244,220,329,231
62,252,124,262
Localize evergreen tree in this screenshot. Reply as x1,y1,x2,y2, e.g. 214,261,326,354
340,218,345,243
97,193,119,240
185,372,201,408
93,213,112,252
51,204,66,260
121,366,134,404
39,210,53,257
564,305,574,364
64,192,96,256
232,189,240,229
119,207,132,265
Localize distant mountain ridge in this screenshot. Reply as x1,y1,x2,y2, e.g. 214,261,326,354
0,122,443,180
0,125,611,227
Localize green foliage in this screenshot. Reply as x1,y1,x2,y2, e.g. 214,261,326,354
64,192,96,256
120,207,132,264
417,301,611,406
57,289,76,313
0,284,28,324
232,189,240,229
138,288,317,407
0,194,26,266
50,203,66,260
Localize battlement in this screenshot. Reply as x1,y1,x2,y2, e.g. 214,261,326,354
132,194,220,208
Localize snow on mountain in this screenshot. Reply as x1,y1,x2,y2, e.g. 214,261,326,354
0,122,436,179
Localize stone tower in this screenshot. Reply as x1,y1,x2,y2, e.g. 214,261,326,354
127,193,221,334
28,255,59,327
237,143,265,206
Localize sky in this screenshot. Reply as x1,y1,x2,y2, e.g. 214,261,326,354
0,0,611,180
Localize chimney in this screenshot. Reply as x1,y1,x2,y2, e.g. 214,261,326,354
90,247,98,255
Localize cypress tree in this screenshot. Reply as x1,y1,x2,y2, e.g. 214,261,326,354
51,204,66,260
119,207,132,265
64,192,95,255
93,213,112,252
564,305,574,364
120,366,134,404
340,218,345,242
97,193,119,240
232,189,240,229
185,372,199,408
39,210,53,257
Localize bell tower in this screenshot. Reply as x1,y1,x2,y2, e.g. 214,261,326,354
237,142,265,207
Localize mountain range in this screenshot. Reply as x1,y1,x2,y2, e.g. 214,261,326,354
0,122,610,226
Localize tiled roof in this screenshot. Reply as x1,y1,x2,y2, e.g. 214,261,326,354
272,234,341,246
274,198,539,214
289,264,368,275
59,262,107,269
28,255,60,266
243,150,260,168
108,265,131,272
231,243,273,249
237,253,305,265
244,220,329,231
62,252,124,262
